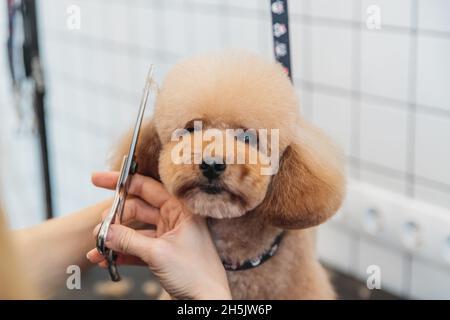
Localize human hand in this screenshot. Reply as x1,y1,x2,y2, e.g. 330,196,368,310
86,172,231,300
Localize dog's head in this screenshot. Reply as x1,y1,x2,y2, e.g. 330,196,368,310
116,51,345,229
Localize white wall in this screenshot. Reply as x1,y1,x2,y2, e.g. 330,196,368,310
0,0,449,298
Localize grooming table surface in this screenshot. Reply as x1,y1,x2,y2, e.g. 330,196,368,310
54,266,401,300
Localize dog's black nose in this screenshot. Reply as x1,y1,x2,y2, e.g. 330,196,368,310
200,160,226,180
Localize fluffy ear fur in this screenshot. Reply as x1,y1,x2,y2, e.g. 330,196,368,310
255,120,345,229
110,120,161,180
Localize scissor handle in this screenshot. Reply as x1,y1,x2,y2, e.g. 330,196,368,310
96,156,127,254
96,156,130,282
106,249,121,282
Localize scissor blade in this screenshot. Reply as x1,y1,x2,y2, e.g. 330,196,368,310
122,65,155,181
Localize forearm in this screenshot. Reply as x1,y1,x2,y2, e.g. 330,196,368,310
13,199,111,298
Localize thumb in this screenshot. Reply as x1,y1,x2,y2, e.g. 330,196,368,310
105,224,156,261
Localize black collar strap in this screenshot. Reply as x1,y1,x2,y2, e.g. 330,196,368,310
271,0,292,80
222,231,285,271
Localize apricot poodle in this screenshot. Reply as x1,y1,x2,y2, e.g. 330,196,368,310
113,51,345,299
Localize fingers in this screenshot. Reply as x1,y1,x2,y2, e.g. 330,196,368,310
87,249,146,267
102,224,156,260
121,198,160,225
92,172,170,209
86,248,105,264
127,174,171,208
87,227,156,266
92,171,119,190
98,198,159,231
93,224,156,243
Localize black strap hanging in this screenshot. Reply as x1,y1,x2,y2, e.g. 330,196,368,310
7,0,54,219
270,0,292,81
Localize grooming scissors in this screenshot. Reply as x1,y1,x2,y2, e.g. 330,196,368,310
96,65,156,282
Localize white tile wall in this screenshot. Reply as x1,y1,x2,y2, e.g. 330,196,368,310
317,223,355,273
288,0,308,16
164,8,190,55
291,22,312,83
0,0,449,299
414,184,450,209
361,30,410,102
418,0,450,33
295,84,313,121
359,102,408,172
414,112,450,191
360,0,412,28
410,258,450,299
311,25,353,90
228,0,260,10
310,0,354,21
134,5,160,49
360,168,407,195
416,36,450,111
228,15,261,52
357,238,406,295
77,1,107,40
311,92,352,156
194,11,224,53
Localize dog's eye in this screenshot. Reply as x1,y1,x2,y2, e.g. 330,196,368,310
237,131,257,146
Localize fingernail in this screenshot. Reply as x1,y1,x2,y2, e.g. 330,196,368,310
86,252,91,260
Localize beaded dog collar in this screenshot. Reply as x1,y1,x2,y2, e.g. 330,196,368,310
222,232,285,271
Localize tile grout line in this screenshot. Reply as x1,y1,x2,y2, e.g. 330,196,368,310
294,79,450,118
348,0,363,284
350,0,362,180
304,0,315,121
406,0,419,198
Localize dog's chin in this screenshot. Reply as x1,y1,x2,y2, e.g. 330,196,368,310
177,185,249,219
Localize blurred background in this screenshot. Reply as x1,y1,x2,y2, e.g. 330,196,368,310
0,0,449,299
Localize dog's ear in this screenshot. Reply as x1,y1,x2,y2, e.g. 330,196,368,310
256,121,345,229
110,120,161,180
